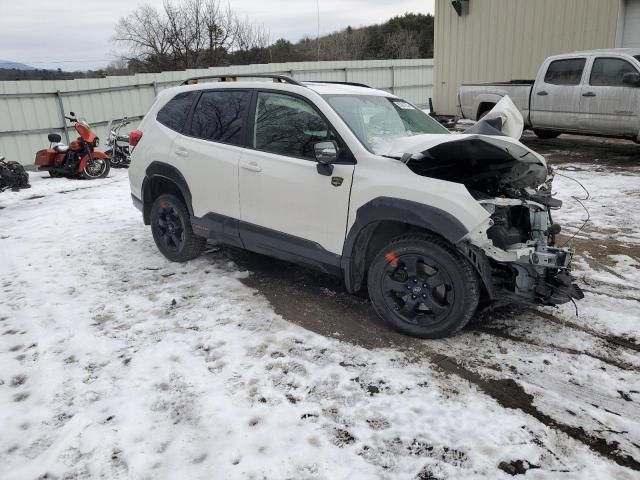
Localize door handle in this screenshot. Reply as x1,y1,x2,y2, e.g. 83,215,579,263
175,147,189,158
582,92,596,97
240,161,262,173
536,91,548,96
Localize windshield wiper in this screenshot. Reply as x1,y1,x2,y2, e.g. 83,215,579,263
383,152,428,164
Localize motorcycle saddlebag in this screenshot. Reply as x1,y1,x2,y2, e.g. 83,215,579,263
35,148,56,166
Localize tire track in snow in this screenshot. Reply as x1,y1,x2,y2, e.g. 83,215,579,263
235,249,640,471
471,325,639,373
424,352,640,471
528,308,640,353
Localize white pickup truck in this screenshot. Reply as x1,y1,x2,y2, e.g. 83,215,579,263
458,49,640,141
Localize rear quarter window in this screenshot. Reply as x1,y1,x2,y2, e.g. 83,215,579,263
156,91,198,132
189,90,250,145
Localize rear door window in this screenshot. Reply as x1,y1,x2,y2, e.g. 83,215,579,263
156,91,198,132
544,58,586,85
590,57,639,86
189,90,250,145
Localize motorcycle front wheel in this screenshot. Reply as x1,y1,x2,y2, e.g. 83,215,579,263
105,149,129,168
81,158,110,179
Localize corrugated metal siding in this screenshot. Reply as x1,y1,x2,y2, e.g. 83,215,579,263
434,0,620,115
0,59,433,165
622,0,640,47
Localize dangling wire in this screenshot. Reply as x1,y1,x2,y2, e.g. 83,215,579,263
554,171,591,248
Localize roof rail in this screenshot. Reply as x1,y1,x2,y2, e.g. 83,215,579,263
181,74,304,86
303,80,371,88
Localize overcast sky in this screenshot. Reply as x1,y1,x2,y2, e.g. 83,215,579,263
0,0,434,71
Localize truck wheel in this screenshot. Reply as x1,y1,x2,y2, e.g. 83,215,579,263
150,194,206,262
367,233,479,339
533,129,561,139
478,109,491,120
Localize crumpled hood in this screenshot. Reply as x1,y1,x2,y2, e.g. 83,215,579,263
386,133,548,190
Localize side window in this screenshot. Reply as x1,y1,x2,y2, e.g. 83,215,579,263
254,92,337,160
544,59,586,86
590,58,638,86
189,90,250,145
156,91,198,132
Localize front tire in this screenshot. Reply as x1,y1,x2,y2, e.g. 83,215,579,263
367,233,479,339
150,194,206,262
81,157,110,179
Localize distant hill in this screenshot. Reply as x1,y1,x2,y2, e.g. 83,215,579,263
0,60,36,70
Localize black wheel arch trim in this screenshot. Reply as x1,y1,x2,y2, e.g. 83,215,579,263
341,197,470,293
142,161,194,224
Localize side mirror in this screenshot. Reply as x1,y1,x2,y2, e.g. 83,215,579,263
313,140,339,176
48,133,62,143
69,111,75,116
622,72,640,86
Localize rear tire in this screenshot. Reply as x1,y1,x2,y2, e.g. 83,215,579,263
478,109,491,120
150,194,206,262
533,129,561,139
367,233,479,339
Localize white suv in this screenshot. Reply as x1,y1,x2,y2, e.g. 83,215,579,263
128,74,583,338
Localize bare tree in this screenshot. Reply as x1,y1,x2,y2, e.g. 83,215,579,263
115,0,270,71
231,17,270,64
203,0,235,66
318,27,368,61
114,5,173,70
383,29,420,59
103,58,130,75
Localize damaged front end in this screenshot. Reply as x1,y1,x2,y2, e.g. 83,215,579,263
471,194,584,307
391,132,584,308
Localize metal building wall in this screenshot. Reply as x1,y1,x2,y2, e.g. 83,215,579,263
0,59,433,165
434,0,621,115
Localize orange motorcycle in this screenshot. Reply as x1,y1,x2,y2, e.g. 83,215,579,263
35,112,110,179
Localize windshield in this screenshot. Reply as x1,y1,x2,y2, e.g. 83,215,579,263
323,94,449,155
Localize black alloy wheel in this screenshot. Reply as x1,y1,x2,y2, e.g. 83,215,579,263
157,204,185,251
381,254,453,323
367,234,479,338
150,194,206,262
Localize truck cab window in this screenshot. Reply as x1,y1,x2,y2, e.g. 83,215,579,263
590,58,638,87
544,58,586,85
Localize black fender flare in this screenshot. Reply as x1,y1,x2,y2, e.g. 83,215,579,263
341,197,469,293
142,161,193,224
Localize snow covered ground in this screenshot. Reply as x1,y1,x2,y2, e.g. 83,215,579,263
0,168,639,479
